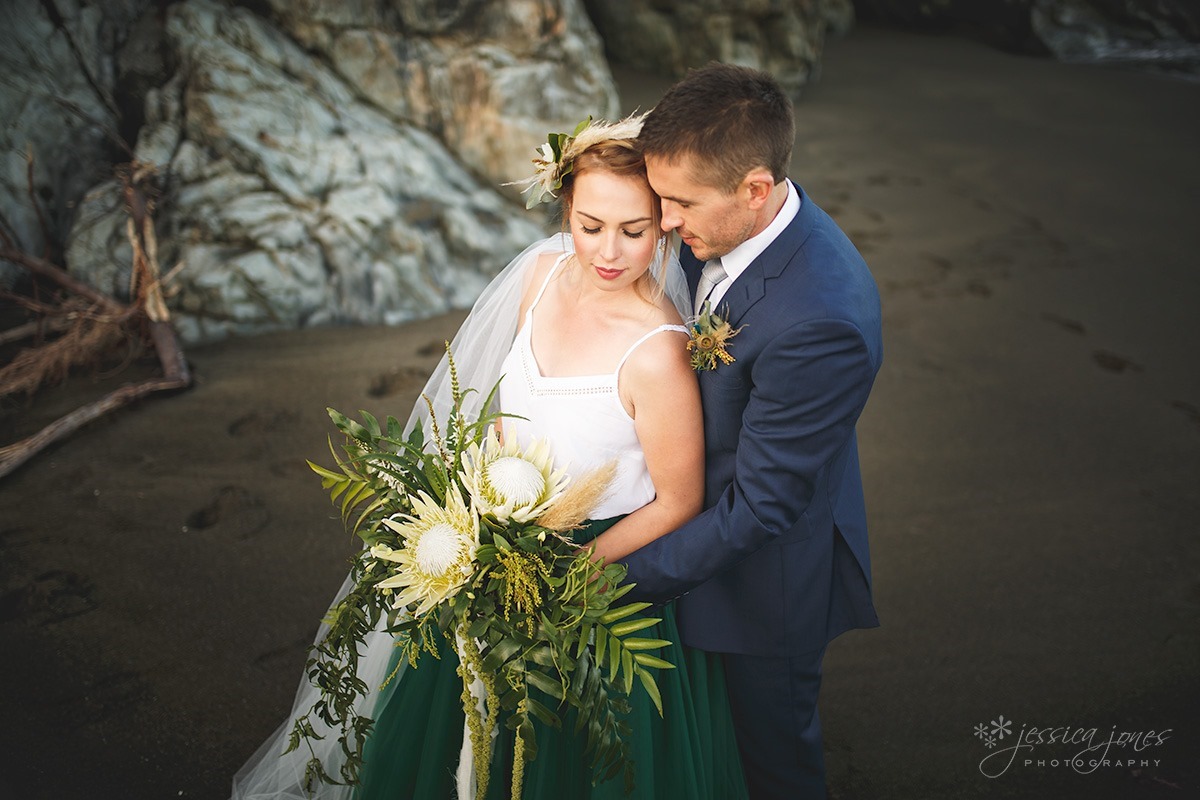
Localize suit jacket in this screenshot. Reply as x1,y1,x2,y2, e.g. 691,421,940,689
621,184,882,657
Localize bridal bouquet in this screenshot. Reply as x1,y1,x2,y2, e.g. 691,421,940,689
288,352,673,799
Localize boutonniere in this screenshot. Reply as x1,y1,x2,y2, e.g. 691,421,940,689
687,301,744,372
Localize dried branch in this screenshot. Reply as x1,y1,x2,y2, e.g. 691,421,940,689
0,372,190,478
0,318,70,347
0,157,192,479
26,144,53,260
0,247,123,313
0,206,18,250
0,314,123,397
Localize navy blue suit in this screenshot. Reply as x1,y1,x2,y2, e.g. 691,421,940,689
621,184,881,798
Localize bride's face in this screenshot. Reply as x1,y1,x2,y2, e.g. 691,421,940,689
567,170,659,293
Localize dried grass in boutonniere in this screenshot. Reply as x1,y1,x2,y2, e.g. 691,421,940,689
687,300,744,372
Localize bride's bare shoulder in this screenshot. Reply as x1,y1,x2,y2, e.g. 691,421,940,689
650,291,686,327
518,250,569,317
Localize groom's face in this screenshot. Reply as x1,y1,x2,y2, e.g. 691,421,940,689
645,154,755,262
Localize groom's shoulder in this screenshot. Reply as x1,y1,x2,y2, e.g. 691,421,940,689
766,223,879,327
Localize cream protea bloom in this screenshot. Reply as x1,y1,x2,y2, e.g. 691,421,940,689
461,429,569,523
371,489,479,616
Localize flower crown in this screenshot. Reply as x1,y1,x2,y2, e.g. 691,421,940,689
510,112,648,209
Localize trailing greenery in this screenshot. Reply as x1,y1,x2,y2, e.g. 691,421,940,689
286,350,674,797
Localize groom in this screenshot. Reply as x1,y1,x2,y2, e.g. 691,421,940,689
622,63,882,800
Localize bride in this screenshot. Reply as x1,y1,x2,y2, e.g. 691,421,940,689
233,115,747,799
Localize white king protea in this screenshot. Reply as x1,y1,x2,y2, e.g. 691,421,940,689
461,429,569,523
371,489,479,616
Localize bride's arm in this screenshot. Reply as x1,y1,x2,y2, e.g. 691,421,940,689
588,331,704,564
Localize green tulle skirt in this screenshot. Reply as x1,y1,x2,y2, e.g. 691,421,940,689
353,518,748,799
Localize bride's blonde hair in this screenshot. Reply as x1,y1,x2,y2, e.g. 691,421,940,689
557,140,670,307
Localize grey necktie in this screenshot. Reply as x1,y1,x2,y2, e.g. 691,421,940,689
694,258,728,315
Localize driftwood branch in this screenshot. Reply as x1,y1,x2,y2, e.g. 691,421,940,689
26,145,54,260
0,159,192,479
0,320,67,347
0,247,124,313
0,372,189,478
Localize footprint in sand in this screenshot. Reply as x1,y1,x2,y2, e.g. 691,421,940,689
185,485,270,539
368,366,431,398
0,569,97,624
965,280,992,298
1041,313,1087,335
417,339,448,357
1093,350,1144,374
1170,401,1200,429
227,409,299,437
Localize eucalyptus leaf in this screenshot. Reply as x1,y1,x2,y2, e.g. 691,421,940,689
610,617,659,638
599,601,651,625
480,636,523,673
619,637,671,652
525,696,562,729
526,668,565,701
632,653,674,670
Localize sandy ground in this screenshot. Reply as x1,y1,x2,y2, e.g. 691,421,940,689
2,26,1198,800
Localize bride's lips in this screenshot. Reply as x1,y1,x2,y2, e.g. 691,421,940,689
594,265,624,281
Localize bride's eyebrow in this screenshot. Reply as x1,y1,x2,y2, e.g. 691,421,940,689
577,210,652,226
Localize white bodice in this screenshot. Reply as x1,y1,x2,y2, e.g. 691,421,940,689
498,255,687,518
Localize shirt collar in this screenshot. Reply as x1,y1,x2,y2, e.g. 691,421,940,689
716,178,800,286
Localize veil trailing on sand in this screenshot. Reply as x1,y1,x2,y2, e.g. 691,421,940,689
231,233,688,800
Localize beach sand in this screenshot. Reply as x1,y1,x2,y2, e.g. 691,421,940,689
2,26,1198,799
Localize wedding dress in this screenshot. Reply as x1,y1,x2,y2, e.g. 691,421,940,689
353,255,746,799
232,236,747,799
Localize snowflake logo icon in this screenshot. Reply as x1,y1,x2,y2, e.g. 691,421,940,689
973,723,989,741
983,733,998,748
990,715,1013,740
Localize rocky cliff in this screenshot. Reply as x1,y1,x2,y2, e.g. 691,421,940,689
583,0,856,94
1,0,616,341
855,0,1200,71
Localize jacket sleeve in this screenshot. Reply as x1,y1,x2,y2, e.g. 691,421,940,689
620,315,878,603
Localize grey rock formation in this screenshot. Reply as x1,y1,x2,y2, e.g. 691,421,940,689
262,0,619,202
855,0,1200,69
1032,0,1200,69
3,0,619,342
0,0,150,284
582,0,857,94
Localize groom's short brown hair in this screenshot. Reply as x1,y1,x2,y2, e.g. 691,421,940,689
638,62,795,194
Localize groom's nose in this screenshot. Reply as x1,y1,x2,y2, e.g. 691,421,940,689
660,201,683,232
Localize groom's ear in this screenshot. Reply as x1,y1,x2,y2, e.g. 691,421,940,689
741,168,776,210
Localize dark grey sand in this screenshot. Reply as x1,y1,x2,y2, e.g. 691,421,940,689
2,27,1198,800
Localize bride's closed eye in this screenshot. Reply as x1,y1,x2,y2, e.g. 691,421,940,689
580,226,646,240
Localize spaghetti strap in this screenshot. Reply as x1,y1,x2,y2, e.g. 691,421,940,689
614,324,689,376
526,252,571,320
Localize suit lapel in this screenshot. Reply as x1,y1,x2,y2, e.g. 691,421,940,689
720,184,819,328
